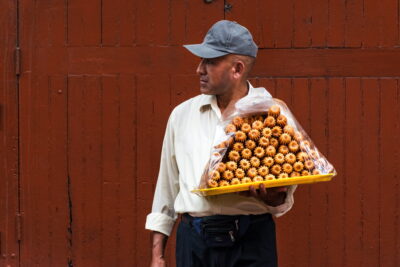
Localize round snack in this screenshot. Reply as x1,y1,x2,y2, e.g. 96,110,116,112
258,166,269,176
276,115,287,127
288,140,299,152
248,129,261,140
207,179,218,188
274,153,285,164
241,123,251,133
293,161,304,172
304,159,315,170
250,156,261,167
282,163,293,174
242,177,252,183
247,167,258,178
290,171,300,177
225,124,236,133
223,170,234,180
254,147,265,158
217,162,227,173
268,105,281,117
219,180,230,186
253,176,264,182
309,149,319,159
230,178,241,185
271,164,282,175
285,153,296,164
279,133,291,144
271,126,282,137
264,116,276,127
297,151,309,162
278,145,289,155
300,140,311,150
241,148,252,159
270,138,279,148
283,125,295,136
258,136,269,147
278,173,289,178
228,150,241,162
211,170,220,180
301,170,310,176
262,157,275,167
233,142,244,151
239,159,251,170
262,127,272,138
232,116,244,127
235,168,245,179
254,115,264,122
266,145,276,157
265,174,276,180
252,120,264,130
312,169,321,175
294,131,304,142
226,161,237,171
245,140,256,150
235,131,247,142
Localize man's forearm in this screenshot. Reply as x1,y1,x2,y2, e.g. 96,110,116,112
152,231,168,258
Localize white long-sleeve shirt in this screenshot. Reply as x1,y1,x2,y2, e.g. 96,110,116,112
145,83,297,236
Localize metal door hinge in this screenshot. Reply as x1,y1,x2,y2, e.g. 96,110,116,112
15,47,21,76
16,213,22,241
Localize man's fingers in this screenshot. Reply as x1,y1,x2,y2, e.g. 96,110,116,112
269,186,288,193
249,185,258,198
259,184,268,199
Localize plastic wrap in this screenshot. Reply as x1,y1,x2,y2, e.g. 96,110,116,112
194,89,336,195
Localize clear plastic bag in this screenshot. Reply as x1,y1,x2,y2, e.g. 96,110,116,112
197,88,337,190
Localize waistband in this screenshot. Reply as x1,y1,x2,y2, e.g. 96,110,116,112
181,212,272,225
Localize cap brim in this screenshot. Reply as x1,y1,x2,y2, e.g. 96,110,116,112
183,44,229,58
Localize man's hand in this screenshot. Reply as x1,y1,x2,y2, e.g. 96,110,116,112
150,231,168,267
248,184,288,207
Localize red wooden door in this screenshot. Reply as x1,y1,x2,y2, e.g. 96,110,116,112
18,0,224,266
0,1,19,266
226,1,400,267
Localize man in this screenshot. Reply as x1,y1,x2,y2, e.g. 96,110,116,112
146,20,297,267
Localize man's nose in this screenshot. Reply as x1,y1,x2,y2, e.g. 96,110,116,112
196,60,206,75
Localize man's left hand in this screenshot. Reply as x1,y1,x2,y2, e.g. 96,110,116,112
248,184,288,207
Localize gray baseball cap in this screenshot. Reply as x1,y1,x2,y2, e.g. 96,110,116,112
183,20,258,58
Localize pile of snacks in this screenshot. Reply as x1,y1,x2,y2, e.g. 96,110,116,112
207,105,322,188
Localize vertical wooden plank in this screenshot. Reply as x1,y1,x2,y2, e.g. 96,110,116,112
257,0,276,48
396,81,400,266
170,0,187,45
363,0,381,47
185,1,224,43
102,0,122,46
275,78,293,105
68,0,101,45
379,79,398,266
326,78,345,267
310,0,328,47
47,76,70,265
68,76,103,266
361,79,380,266
344,78,363,267
327,0,345,47
34,0,66,46
274,0,294,48
101,76,121,265
344,0,363,47
258,78,276,96
379,0,397,47
170,74,199,107
309,78,329,266
0,0,18,266
118,74,137,265
293,0,312,47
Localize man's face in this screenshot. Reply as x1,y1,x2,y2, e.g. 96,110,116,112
196,55,234,95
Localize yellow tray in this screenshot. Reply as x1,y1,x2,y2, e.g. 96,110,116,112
191,174,334,196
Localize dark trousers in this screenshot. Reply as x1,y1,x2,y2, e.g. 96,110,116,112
176,213,278,267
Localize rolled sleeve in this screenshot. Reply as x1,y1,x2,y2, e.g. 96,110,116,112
267,185,297,217
145,110,180,236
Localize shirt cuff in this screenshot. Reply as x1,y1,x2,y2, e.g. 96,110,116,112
266,185,297,217
145,212,176,236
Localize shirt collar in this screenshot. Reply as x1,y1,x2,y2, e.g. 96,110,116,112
199,81,259,112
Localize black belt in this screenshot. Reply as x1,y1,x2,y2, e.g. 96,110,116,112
181,212,272,225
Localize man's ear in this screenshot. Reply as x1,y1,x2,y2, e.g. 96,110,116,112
232,61,245,79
